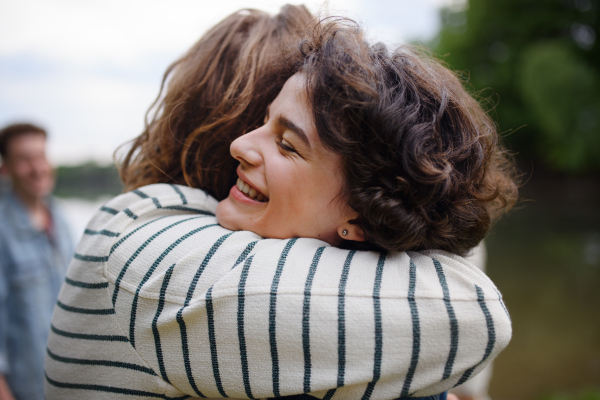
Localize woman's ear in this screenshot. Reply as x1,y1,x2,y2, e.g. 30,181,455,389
338,217,365,242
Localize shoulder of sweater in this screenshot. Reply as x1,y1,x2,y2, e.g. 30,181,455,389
82,184,216,231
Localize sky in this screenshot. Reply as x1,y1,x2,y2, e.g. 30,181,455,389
0,0,461,165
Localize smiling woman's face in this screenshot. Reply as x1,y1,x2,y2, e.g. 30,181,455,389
215,74,359,245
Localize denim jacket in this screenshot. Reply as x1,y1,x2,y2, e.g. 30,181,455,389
0,191,73,400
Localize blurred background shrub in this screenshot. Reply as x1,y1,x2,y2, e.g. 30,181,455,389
434,0,599,173
54,162,122,199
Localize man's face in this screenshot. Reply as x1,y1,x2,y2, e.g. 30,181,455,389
1,133,54,201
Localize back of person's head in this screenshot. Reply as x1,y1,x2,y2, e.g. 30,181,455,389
297,19,518,256
0,123,47,161
120,5,315,200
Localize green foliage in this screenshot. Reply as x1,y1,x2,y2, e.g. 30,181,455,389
54,162,122,199
434,0,600,173
519,41,600,170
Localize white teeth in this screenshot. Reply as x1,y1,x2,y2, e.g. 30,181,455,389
236,177,268,202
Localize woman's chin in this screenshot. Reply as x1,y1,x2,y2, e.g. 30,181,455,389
215,199,238,231
215,197,261,234
216,196,341,245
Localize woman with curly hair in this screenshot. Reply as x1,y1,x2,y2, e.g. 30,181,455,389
46,8,517,400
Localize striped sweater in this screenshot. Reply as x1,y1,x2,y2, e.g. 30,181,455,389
45,183,511,400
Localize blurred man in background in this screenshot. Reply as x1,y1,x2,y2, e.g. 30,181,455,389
0,123,73,400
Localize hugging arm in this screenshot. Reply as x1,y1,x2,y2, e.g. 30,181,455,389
45,184,510,400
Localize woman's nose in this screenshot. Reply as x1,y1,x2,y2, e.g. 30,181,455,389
230,128,263,167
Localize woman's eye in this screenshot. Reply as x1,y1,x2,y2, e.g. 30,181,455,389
276,139,296,154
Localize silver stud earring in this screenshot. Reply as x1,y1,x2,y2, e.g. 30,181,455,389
342,229,348,236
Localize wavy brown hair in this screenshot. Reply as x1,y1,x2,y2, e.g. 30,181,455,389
118,6,315,200
297,20,519,255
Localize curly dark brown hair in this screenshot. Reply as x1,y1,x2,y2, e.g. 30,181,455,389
118,5,315,200
297,20,519,255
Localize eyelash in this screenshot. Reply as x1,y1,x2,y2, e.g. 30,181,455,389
265,111,298,155
276,139,297,154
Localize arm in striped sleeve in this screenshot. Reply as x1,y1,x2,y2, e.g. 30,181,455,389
111,185,511,400
65,184,510,399
188,239,512,399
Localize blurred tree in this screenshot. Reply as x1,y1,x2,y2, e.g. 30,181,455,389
54,163,122,199
434,0,599,172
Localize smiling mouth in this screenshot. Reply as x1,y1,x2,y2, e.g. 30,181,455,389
236,178,269,202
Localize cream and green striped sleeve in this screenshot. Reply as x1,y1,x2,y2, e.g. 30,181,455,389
45,183,511,400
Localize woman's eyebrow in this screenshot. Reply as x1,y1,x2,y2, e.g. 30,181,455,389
277,115,311,148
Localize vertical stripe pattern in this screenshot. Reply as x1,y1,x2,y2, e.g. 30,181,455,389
433,258,459,380
269,238,298,397
152,263,176,383
205,240,256,398
454,285,496,387
176,232,232,397
302,246,325,393
205,286,226,398
129,223,218,348
337,250,356,389
400,259,421,397
362,252,387,400
237,255,256,399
